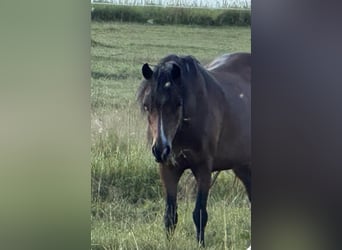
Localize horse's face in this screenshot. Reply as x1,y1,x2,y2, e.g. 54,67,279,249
139,62,183,163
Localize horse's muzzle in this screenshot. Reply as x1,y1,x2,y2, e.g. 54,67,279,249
152,144,171,163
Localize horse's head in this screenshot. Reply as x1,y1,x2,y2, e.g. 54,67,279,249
138,59,184,163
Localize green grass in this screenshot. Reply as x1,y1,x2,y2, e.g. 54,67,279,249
91,21,251,249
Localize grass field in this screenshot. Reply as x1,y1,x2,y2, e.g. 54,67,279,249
91,22,251,249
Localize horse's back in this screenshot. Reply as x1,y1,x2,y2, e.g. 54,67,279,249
205,53,251,169
206,52,251,100
205,53,251,83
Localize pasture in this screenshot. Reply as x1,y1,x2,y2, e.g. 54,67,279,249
91,22,251,249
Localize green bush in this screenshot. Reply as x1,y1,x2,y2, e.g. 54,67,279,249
216,9,251,26
91,5,144,22
91,4,250,26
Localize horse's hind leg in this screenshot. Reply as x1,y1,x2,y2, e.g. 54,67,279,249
233,165,251,202
160,165,183,239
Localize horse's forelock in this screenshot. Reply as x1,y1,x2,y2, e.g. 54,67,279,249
157,54,201,81
138,54,202,111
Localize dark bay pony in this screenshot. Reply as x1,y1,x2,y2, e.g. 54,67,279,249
137,53,251,246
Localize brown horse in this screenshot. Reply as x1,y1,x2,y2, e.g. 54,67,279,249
137,53,251,246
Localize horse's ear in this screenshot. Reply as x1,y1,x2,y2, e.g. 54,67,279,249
142,63,153,80
171,63,181,80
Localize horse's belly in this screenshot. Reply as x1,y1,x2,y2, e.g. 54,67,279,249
213,136,250,170
213,154,249,171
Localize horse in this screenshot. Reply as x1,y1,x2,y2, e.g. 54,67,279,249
137,52,251,246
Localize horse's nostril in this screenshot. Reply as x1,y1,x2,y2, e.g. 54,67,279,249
161,145,171,162
152,144,170,163
152,145,162,162
152,145,157,157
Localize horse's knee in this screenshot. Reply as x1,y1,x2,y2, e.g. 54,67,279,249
192,208,208,230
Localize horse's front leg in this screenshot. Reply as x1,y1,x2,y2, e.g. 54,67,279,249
192,167,211,246
160,165,183,239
